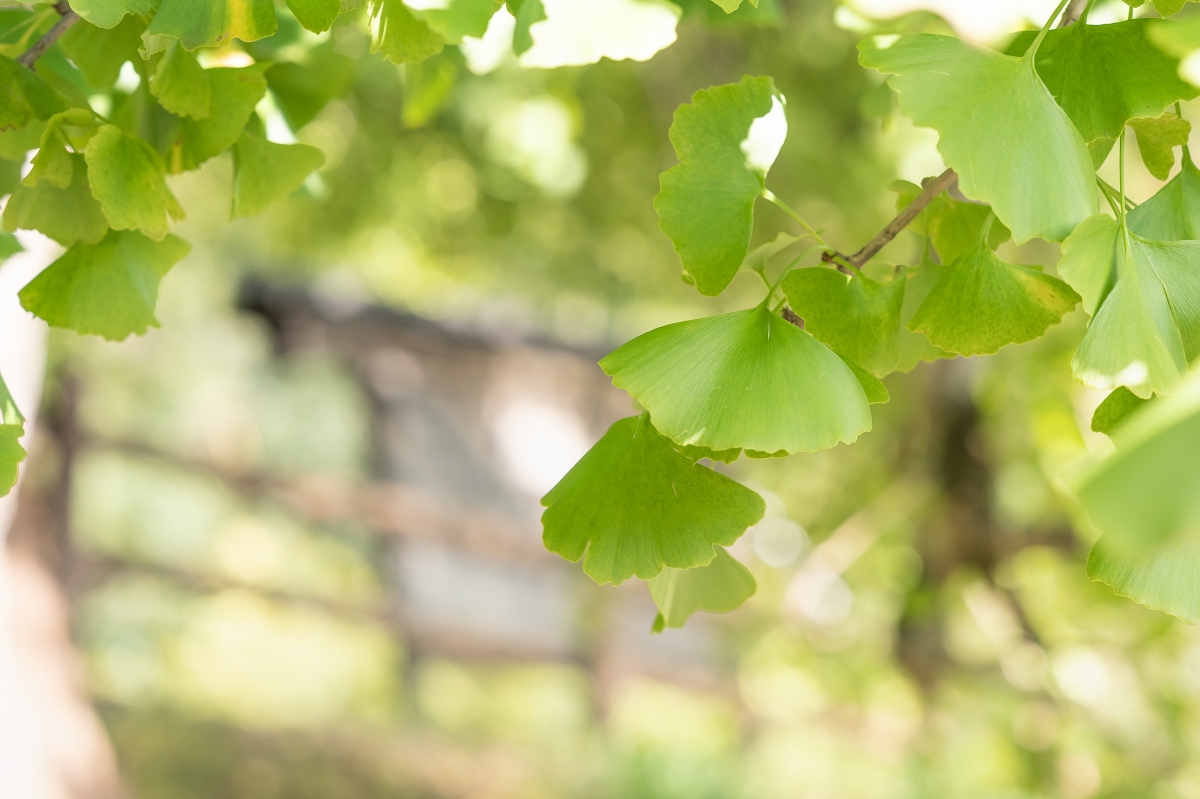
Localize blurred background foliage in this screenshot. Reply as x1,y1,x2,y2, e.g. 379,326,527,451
15,0,1200,797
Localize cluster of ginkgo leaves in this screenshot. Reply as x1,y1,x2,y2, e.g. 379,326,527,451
540,0,1200,630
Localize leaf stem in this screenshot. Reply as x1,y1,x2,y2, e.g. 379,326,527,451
762,189,825,243
763,245,834,305
1097,178,1121,217
1096,177,1134,210
1030,0,1073,56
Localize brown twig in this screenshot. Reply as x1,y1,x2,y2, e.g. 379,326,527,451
1058,0,1089,27
846,168,957,268
17,0,78,68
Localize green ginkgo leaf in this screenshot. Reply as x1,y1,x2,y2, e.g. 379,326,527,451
0,55,69,131
0,423,24,498
3,154,108,246
860,33,1096,243
410,0,494,43
896,259,953,372
1128,155,1200,241
649,547,757,632
59,15,146,89
541,415,765,585
86,124,184,241
24,114,78,190
68,0,155,29
143,0,277,54
782,266,904,378
1091,386,1149,436
655,76,783,296
1130,114,1191,181
284,0,341,33
891,181,1011,264
709,0,758,11
150,40,211,120
19,229,191,340
600,303,873,454
0,231,23,262
1059,214,1200,397
175,64,268,172
507,0,545,54
909,236,1080,356
1009,19,1197,145
231,131,324,218
1076,369,1200,554
368,0,445,64
1088,533,1200,623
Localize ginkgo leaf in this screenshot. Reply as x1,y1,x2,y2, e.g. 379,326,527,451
143,0,277,54
1091,386,1149,436
284,0,341,33
59,15,145,89
1075,369,1200,552
0,424,24,498
409,0,494,43
1128,155,1200,241
368,0,445,64
909,237,1079,356
860,33,1097,243
655,76,782,296
150,40,211,120
68,0,155,29
266,41,358,131
0,373,23,427
600,303,873,454
507,0,545,54
0,55,69,131
231,131,324,218
1059,214,1200,397
891,181,1011,264
175,64,268,172
86,125,184,241
896,260,952,372
709,0,757,11
1130,114,1191,181
1088,533,1200,623
782,266,903,378
541,414,765,585
648,547,757,632
18,230,191,340
1008,20,1197,145
0,231,23,262
24,114,78,190
3,154,108,246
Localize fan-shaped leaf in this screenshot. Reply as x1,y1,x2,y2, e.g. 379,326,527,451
59,15,146,89
175,64,268,171
909,239,1079,356
649,547,757,632
150,40,211,120
368,0,445,64
1088,533,1200,622
1128,155,1200,241
284,0,341,33
0,54,68,131
654,76,782,296
1059,214,1200,397
19,230,190,341
1130,114,1191,181
541,415,765,585
68,0,154,29
1091,387,1149,436
86,124,184,241
410,0,494,43
232,131,324,218
143,0,277,54
860,33,1096,243
600,303,873,454
3,154,108,246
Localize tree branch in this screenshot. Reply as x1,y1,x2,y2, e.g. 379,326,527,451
1058,0,1088,27
17,0,78,69
846,168,957,268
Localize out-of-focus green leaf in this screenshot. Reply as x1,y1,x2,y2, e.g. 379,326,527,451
283,0,341,33
507,0,545,54
600,303,873,454
655,76,782,296
0,231,22,262
86,124,184,241
0,423,24,498
410,0,493,43
68,0,154,29
0,121,43,162
1088,533,1200,622
0,54,68,131
368,0,445,64
1128,155,1200,241
1130,114,1191,181
860,33,1096,243
1008,20,1197,144
541,415,765,585
143,0,277,54
19,229,190,340
1092,387,1150,436
175,64,268,171
1059,214,1200,398
231,131,324,217
150,40,211,119
649,547,757,631
265,41,357,131
783,267,904,378
58,15,146,89
909,237,1079,356
3,154,108,246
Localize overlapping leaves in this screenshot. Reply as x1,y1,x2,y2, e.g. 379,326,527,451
648,547,757,631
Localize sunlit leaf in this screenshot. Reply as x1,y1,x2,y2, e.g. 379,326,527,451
1127,154,1200,241
1059,214,1200,397
3,154,108,246
58,15,145,89
1091,386,1150,436
783,266,903,378
175,64,269,171
649,547,757,631
143,0,277,54
19,230,190,340
860,33,1097,243
0,54,68,131
150,40,211,120
655,76,782,296
68,0,154,28
518,0,680,68
708,0,757,11
909,238,1079,356
1130,113,1191,181
600,303,873,454
541,415,765,585
1088,533,1200,622
231,131,324,218
368,0,445,64
86,124,184,241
